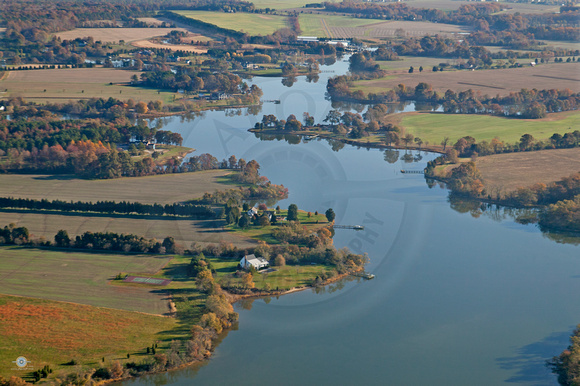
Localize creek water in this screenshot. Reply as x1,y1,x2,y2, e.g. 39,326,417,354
121,57,580,385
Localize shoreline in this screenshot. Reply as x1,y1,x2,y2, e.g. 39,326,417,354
93,268,363,385
249,127,446,154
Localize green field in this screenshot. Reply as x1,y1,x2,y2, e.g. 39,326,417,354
251,0,313,9
298,14,383,38
229,209,330,243
175,11,289,36
133,253,336,293
0,294,178,379
0,246,172,314
398,111,580,144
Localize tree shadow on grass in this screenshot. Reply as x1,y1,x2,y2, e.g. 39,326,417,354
496,328,572,385
32,174,77,181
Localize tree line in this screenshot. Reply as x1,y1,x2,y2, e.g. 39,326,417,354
327,78,580,119
0,197,216,219
424,161,580,232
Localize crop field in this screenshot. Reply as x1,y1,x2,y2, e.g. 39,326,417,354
0,211,256,248
0,67,177,104
0,293,179,378
406,0,560,14
250,0,313,9
393,111,579,144
131,39,208,53
0,170,234,204
55,27,188,43
476,148,580,194
351,62,580,96
331,19,469,39
298,14,470,38
0,246,172,314
175,11,289,36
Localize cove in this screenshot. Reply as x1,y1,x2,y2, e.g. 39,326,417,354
120,57,580,386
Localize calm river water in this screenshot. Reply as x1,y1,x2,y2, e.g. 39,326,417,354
122,57,580,385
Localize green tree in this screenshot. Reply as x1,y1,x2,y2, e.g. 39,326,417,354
238,214,250,229
287,204,298,221
54,229,71,247
325,208,336,222
162,237,176,254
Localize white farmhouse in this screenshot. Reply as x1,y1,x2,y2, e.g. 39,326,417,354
240,254,269,271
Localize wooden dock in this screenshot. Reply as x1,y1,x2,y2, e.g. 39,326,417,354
400,169,425,174
333,225,365,230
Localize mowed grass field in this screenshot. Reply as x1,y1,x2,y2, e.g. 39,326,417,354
475,148,580,194
0,170,235,204
0,67,177,104
395,111,579,144
0,293,179,379
55,27,189,43
140,254,335,293
351,62,580,96
175,11,289,36
0,246,172,314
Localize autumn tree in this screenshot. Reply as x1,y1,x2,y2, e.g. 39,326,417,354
243,272,255,289
135,101,148,114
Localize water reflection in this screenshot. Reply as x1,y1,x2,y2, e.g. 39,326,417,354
444,194,580,245
281,76,297,88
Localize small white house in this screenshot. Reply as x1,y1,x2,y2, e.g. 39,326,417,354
247,207,259,217
240,254,269,271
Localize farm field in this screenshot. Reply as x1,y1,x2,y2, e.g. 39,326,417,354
329,19,470,39
250,0,312,9
393,111,579,144
298,14,388,38
406,0,560,13
131,39,208,53
0,170,234,204
476,148,580,194
538,40,580,51
351,62,580,96
55,27,188,43
0,293,179,379
378,56,452,71
0,211,256,248
175,11,288,36
0,246,172,314
0,67,177,104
